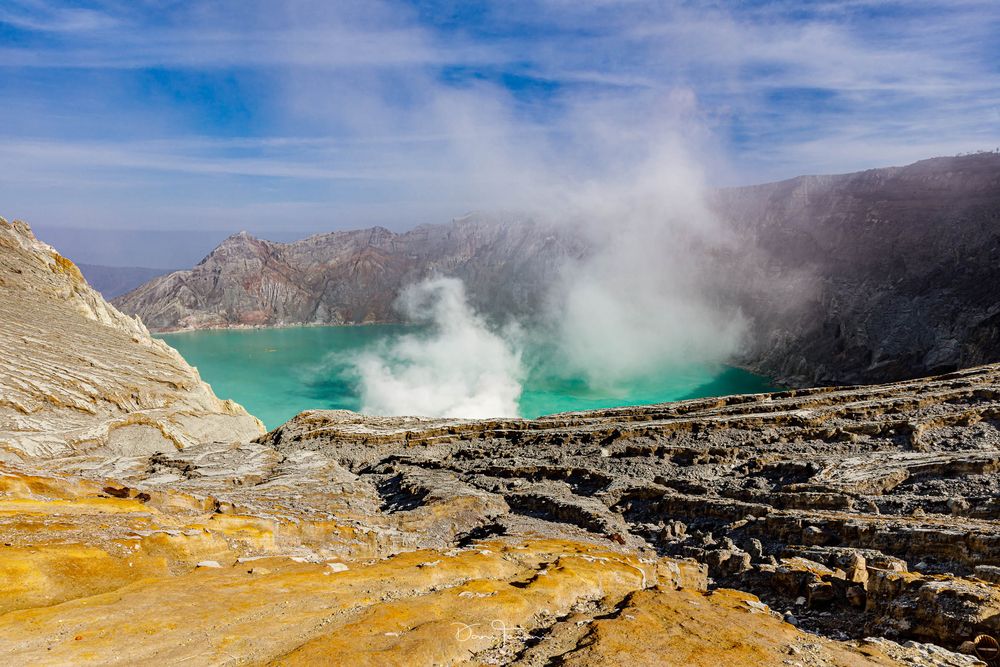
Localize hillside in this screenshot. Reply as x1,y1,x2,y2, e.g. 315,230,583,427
721,153,1000,386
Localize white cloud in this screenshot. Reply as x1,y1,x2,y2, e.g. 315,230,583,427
0,0,996,231
0,0,119,33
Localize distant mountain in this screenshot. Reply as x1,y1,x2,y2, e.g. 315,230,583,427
115,154,1000,388
78,264,172,299
113,214,586,330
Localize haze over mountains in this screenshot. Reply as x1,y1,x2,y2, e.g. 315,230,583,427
116,153,1000,389
77,264,171,299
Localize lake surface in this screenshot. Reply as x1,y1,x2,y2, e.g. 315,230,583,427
159,325,778,430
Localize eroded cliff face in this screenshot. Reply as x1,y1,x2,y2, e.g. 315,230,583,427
721,153,1000,387
0,218,264,460
114,154,1000,389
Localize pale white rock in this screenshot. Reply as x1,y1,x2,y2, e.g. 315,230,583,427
0,219,264,460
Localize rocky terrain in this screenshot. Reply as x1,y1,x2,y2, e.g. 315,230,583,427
114,153,1000,390
252,363,1000,653
0,464,935,667
0,218,263,460
3,359,999,664
721,153,1000,387
1,217,997,664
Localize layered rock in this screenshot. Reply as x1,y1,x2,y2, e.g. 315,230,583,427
251,363,1000,653
0,218,263,459
2,360,997,663
0,463,924,666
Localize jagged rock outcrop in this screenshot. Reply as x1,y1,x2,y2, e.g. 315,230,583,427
114,154,1000,390
0,218,263,459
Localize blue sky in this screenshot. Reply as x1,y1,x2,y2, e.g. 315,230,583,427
1,0,998,239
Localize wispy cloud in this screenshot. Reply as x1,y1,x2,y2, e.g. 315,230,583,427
0,0,997,233
0,0,119,33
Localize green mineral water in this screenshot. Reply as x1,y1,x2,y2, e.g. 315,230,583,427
158,326,778,430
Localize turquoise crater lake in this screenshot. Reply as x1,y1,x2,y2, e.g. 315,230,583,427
158,326,778,430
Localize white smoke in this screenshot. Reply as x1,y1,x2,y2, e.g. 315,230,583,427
541,135,747,390
354,277,524,418
347,89,749,418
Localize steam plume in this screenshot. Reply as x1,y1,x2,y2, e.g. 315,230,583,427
354,277,524,418
353,99,748,418
542,138,747,390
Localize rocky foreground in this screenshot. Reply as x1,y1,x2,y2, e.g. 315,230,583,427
0,218,263,460
2,363,1000,664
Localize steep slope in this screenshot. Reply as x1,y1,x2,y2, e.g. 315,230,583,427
0,218,264,460
114,154,1000,389
722,152,1000,386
